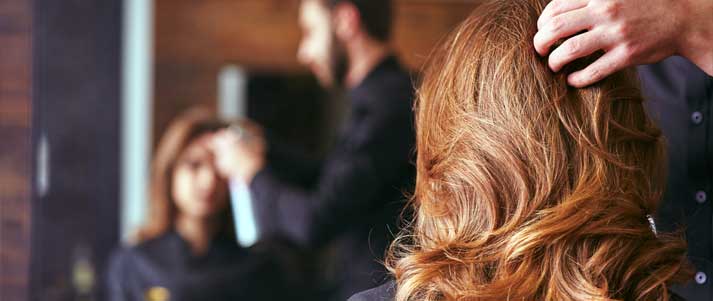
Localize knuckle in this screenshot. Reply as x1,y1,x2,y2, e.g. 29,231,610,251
547,16,565,33
587,68,602,82
565,39,583,56
612,23,630,39
599,1,622,19
620,43,637,61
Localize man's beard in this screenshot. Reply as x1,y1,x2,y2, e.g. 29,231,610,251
328,33,349,90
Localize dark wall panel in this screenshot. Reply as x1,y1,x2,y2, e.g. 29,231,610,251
30,0,121,300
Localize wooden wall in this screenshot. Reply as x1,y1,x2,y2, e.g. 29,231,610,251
154,0,480,146
0,0,32,300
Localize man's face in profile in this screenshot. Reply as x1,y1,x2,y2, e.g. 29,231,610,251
297,0,347,88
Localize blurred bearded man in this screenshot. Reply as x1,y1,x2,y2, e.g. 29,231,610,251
212,0,415,300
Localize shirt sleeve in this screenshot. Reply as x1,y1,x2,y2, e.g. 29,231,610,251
105,250,130,301
249,96,414,248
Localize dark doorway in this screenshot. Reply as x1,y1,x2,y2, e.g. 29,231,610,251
30,1,122,300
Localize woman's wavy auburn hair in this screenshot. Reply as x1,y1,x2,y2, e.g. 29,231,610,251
134,108,233,243
386,0,690,300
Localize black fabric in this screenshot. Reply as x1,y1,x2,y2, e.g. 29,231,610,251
106,232,298,301
347,281,688,301
348,281,395,301
249,55,415,301
639,57,713,301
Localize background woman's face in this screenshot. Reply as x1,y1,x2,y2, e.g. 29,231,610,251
171,133,229,219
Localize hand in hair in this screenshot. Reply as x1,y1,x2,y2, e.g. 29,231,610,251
210,120,267,184
533,0,713,87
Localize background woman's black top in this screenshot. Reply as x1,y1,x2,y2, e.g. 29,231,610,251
106,231,299,301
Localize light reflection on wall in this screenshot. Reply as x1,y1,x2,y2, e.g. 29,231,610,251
218,65,258,247
120,0,154,242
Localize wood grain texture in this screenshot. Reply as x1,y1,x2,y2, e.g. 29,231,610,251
0,0,32,300
154,0,479,145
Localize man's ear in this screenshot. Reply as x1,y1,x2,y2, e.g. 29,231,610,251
332,2,361,41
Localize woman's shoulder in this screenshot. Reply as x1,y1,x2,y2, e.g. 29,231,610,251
106,244,138,282
348,281,396,301
109,233,176,266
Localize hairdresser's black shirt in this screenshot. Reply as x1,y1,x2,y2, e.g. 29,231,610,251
106,231,296,301
639,57,713,301
249,55,415,301
347,281,688,301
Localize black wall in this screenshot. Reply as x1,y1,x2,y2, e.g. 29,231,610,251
30,1,121,300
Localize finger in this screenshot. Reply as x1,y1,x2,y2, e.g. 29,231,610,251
567,47,628,87
213,129,232,142
211,131,228,146
548,30,605,72
208,132,223,147
222,129,244,143
242,121,264,137
212,132,239,151
534,8,593,56
537,0,589,30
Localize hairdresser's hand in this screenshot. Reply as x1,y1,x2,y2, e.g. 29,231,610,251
534,0,713,87
211,121,266,184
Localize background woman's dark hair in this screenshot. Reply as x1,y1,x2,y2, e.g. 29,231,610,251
134,107,234,243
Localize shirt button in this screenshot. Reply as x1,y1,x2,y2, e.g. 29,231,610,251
696,191,708,204
691,111,703,125
695,271,707,284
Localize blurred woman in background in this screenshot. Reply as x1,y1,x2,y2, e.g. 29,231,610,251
350,0,691,300
107,108,299,301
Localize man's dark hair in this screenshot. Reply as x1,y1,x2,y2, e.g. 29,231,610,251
324,0,393,42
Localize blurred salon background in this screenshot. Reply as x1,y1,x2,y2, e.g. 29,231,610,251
0,0,479,300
